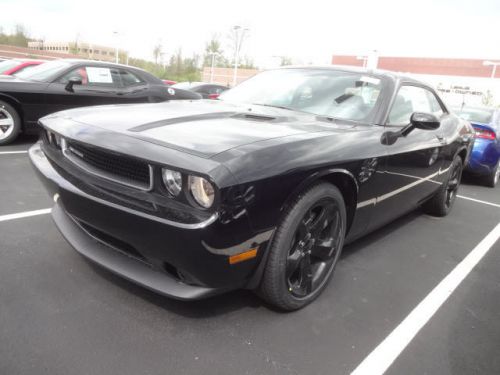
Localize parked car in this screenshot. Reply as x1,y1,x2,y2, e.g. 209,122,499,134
172,81,228,99
454,106,500,187
162,79,177,86
0,59,201,145
30,67,473,310
0,58,45,76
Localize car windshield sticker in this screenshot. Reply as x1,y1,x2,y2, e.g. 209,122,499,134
86,67,113,83
359,76,381,85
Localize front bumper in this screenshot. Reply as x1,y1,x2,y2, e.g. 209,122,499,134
29,142,270,300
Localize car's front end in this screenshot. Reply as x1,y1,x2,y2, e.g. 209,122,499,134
30,107,278,299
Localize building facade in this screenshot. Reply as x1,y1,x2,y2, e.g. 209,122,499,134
28,41,116,62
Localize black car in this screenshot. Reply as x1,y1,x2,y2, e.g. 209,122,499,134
172,81,228,99
0,59,201,145
30,67,474,310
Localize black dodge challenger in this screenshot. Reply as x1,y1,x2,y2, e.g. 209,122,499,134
30,67,474,310
0,59,201,145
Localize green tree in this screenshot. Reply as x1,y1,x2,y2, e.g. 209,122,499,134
153,43,163,65
203,35,227,68
0,24,31,47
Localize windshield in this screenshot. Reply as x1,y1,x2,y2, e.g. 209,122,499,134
15,60,72,81
219,69,383,121
455,107,494,124
0,60,20,74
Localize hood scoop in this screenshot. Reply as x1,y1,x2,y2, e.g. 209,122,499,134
231,113,288,122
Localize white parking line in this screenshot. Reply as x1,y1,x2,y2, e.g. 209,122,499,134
0,208,51,223
0,150,28,155
351,222,500,375
458,195,500,209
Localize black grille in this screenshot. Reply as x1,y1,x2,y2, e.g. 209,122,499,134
66,141,151,189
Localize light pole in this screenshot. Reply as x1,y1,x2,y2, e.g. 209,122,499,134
356,55,368,68
209,52,220,83
483,60,500,79
113,31,119,64
232,25,249,87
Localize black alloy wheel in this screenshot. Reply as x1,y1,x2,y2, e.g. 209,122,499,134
423,155,463,217
286,199,343,298
444,160,462,209
259,183,347,311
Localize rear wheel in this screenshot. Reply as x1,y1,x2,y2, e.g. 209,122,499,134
485,160,500,188
423,156,463,216
0,101,21,145
258,183,346,311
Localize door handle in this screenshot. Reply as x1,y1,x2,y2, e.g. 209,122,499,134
436,135,446,144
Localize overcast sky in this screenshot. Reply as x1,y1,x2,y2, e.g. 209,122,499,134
1,0,499,66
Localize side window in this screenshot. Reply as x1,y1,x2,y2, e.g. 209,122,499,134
58,66,120,87
425,91,445,117
116,69,143,87
209,87,224,95
388,85,433,125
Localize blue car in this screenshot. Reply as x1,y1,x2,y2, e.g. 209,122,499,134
455,106,500,187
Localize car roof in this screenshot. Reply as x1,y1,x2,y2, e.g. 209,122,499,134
60,59,148,73
277,65,424,85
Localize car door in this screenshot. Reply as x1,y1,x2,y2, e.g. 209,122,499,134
44,65,129,115
373,84,447,226
112,68,155,103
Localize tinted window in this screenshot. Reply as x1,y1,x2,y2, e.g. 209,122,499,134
388,85,435,125
116,69,143,86
58,66,120,87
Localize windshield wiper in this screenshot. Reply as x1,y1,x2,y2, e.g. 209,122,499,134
251,103,296,111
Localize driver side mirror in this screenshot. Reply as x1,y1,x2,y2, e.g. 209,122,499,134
410,112,440,130
382,112,441,145
65,76,83,92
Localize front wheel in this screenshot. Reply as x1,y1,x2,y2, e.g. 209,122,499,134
258,183,346,311
423,156,463,216
0,101,21,145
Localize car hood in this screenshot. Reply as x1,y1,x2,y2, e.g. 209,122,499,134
49,100,355,158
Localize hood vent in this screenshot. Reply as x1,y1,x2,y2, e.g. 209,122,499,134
232,113,278,122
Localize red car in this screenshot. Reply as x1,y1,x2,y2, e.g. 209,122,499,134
0,59,45,76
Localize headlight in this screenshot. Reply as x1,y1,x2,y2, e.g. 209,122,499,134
162,169,182,196
188,176,215,208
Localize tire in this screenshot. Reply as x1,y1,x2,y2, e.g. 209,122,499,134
0,100,21,145
485,160,500,188
423,156,463,217
258,182,347,311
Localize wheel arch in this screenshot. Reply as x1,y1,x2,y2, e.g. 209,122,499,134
283,169,358,236
0,93,24,125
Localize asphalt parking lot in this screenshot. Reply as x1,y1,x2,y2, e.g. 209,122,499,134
1,135,499,375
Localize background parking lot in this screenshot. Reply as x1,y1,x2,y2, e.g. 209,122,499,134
1,136,499,375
